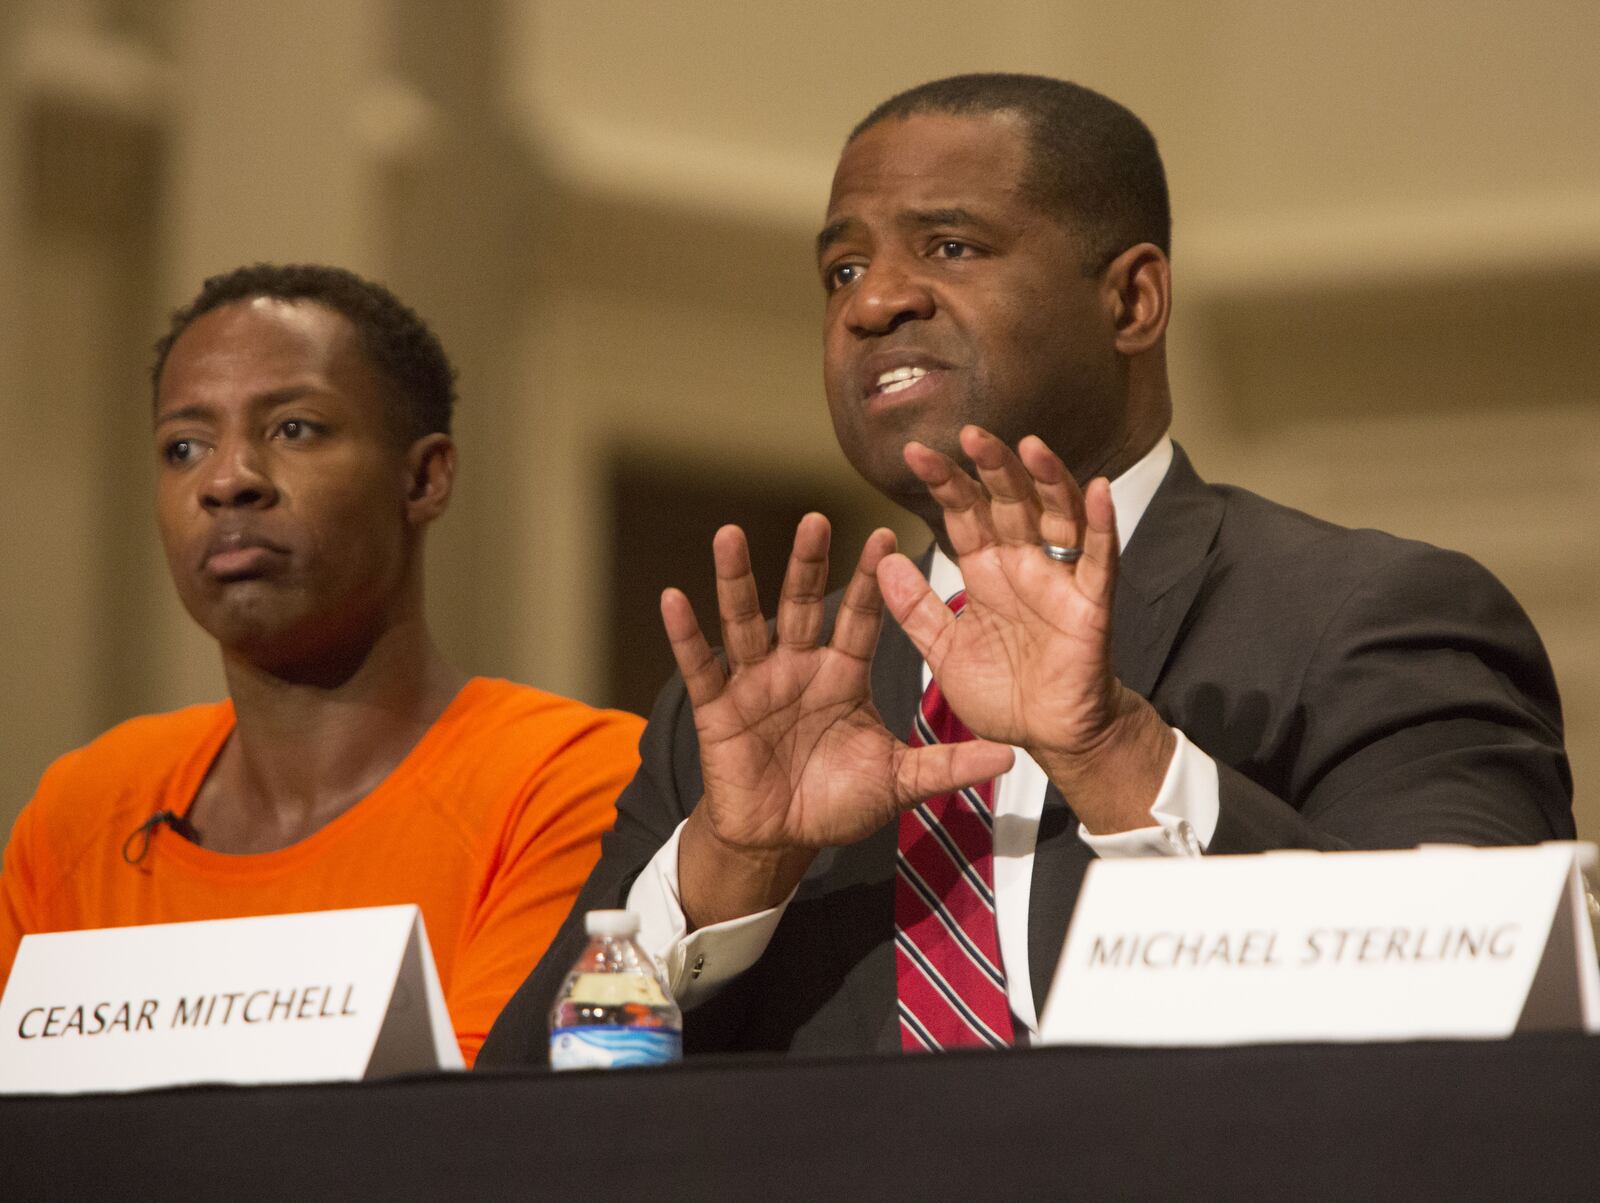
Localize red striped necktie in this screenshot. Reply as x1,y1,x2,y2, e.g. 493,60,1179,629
895,590,1013,1051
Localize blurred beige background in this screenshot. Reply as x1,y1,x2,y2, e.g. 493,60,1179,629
0,0,1595,845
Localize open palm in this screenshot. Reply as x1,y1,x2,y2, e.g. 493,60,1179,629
661,516,1014,852
878,426,1129,759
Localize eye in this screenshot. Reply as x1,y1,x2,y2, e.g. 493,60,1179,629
275,418,321,442
933,240,972,260
162,438,199,467
824,262,865,293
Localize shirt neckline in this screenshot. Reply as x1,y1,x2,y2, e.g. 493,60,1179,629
150,676,490,876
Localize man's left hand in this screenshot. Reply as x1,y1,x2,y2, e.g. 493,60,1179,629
875,425,1175,834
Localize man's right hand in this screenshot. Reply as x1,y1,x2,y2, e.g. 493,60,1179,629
660,514,1014,930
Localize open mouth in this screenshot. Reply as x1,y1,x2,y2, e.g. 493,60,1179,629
875,365,932,396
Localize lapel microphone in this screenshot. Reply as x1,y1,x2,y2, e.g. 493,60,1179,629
121,809,197,865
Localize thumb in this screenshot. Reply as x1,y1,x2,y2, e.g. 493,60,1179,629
877,553,956,668
891,740,1014,810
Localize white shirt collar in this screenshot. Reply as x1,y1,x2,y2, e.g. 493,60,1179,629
927,434,1174,601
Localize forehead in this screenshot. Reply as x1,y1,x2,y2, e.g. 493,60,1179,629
825,111,1035,225
156,298,378,414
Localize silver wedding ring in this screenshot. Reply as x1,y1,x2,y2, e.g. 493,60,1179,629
1041,541,1082,564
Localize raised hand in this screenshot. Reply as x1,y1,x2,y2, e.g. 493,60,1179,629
875,426,1174,833
663,514,1014,927
664,514,1013,850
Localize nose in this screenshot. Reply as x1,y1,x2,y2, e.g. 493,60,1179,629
200,438,277,510
844,256,935,336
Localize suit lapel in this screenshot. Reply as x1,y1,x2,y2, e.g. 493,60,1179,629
1027,444,1225,1018
1109,444,1224,699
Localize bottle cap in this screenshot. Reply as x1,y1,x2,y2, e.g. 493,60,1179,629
584,909,640,937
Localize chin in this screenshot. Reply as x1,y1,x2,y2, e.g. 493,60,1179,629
840,443,912,502
855,466,939,532
209,614,293,661
188,588,303,655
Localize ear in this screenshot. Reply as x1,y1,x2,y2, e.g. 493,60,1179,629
1101,242,1171,356
403,433,456,527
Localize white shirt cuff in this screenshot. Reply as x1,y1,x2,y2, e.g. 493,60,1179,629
624,819,793,1009
1078,727,1219,858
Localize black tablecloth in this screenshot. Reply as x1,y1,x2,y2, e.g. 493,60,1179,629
2,1034,1597,1200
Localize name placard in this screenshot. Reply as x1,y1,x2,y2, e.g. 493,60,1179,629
0,905,462,1094
1039,842,1600,1047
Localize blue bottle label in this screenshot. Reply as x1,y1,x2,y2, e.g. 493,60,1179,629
549,1025,682,1070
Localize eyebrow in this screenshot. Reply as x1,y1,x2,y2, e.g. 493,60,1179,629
153,384,322,428
815,207,986,260
903,207,981,232
815,219,853,260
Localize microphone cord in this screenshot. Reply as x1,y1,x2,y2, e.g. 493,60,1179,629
121,809,196,865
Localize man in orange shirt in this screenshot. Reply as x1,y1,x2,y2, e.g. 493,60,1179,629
0,264,643,1066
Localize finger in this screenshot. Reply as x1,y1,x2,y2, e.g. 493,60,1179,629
891,740,1017,810
876,552,957,671
712,525,771,669
902,440,995,557
1018,435,1086,557
961,425,1043,545
774,513,832,649
829,528,897,663
1072,477,1121,606
660,588,727,709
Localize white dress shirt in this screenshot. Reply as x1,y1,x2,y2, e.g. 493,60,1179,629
627,435,1221,1038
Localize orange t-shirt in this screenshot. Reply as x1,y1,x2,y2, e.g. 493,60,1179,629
0,677,643,1067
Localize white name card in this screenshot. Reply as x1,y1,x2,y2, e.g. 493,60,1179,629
0,904,462,1094
1039,842,1600,1047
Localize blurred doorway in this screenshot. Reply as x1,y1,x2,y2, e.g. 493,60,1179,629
606,453,879,717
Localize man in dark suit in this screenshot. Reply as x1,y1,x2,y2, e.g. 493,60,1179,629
480,74,1571,1064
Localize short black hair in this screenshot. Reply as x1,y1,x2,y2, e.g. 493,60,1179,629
151,263,456,441
850,73,1171,274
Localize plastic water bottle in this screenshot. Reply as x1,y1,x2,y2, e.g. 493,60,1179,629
549,909,682,1070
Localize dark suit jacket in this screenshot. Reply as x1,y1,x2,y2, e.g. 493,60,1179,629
480,445,1572,1066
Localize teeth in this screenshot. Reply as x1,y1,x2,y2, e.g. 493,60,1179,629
876,365,930,394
